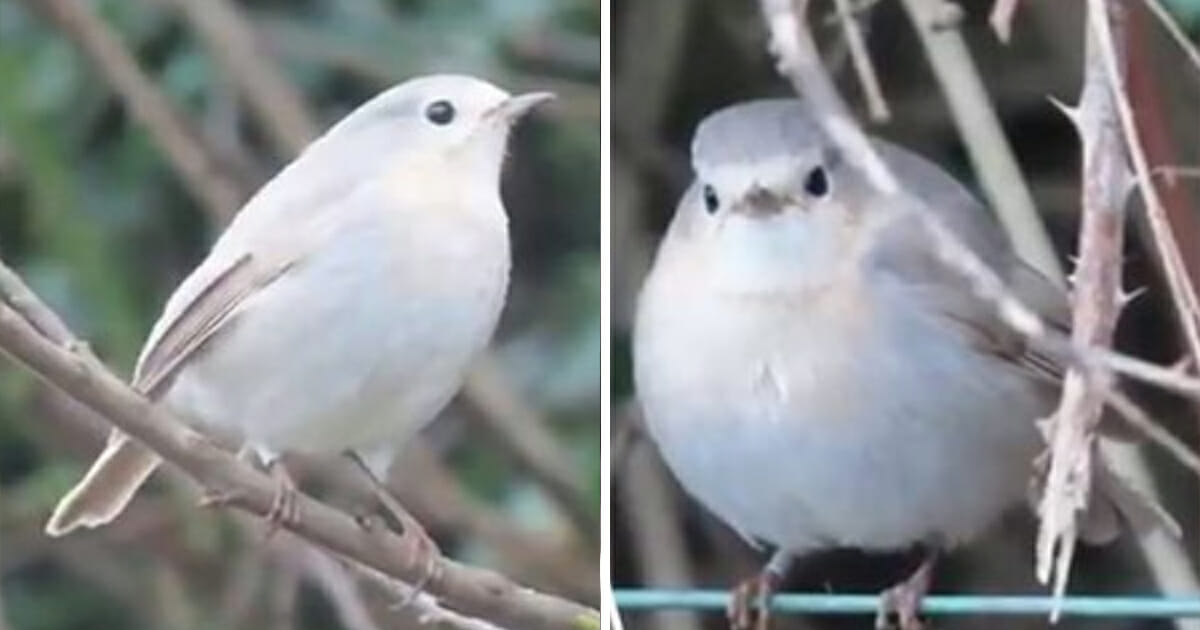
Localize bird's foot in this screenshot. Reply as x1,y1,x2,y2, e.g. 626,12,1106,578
353,480,443,607
196,487,244,509
727,568,781,630
875,554,937,630
262,462,300,539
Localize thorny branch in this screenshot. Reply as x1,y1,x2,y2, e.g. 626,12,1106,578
0,261,599,630
1035,0,1130,614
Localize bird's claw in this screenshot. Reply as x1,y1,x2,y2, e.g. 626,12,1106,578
727,570,779,630
262,463,299,539
353,487,443,609
875,556,936,630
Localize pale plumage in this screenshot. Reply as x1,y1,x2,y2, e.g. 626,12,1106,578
635,99,1064,627
46,75,550,536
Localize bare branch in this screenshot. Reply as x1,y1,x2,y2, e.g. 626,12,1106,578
899,0,1064,281
1093,0,1200,367
831,0,890,121
990,0,1022,43
1104,390,1200,476
0,260,598,630
1035,0,1129,610
1141,0,1200,77
759,0,898,193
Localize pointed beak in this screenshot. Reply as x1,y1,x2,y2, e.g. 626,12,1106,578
486,92,556,124
731,185,790,217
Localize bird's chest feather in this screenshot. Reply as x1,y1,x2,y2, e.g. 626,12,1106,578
170,201,509,452
635,279,1041,551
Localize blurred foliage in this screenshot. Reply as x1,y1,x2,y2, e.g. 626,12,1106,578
0,1,598,629
613,2,1200,630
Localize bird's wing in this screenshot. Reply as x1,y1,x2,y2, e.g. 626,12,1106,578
868,140,1176,540
132,250,299,398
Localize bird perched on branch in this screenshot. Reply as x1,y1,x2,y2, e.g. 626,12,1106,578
45,75,552,566
634,99,1156,630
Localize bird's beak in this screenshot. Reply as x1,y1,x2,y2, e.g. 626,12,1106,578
731,185,790,217
485,92,556,124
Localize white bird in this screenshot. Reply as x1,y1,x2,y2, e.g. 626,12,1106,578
45,75,553,548
634,99,1134,630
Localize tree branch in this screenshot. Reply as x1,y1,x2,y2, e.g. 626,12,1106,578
0,260,598,630
899,0,1065,281
1035,0,1130,611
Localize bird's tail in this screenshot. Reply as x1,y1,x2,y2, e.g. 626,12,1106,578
44,433,161,537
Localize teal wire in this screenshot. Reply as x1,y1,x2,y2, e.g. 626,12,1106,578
614,590,1200,618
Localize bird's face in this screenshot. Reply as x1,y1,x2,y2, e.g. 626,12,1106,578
668,129,866,296
326,74,553,184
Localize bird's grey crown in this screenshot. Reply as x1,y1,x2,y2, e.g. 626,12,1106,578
692,99,832,170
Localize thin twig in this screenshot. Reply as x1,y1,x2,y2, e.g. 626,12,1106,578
0,261,598,630
990,0,1022,43
1104,390,1200,476
1152,166,1200,186
759,0,898,193
831,0,890,121
898,0,1064,281
1141,0,1200,76
21,0,245,221
1092,0,1200,369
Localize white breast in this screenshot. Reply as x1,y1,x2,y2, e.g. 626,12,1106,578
634,273,1043,554
164,191,509,458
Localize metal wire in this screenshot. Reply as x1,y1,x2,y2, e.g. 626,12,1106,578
614,589,1200,618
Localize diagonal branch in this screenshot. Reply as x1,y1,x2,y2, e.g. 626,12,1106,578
1092,0,1200,368
899,0,1064,281
0,260,598,630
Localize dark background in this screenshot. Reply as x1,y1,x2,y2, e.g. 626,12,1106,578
0,1,599,629
612,2,1200,629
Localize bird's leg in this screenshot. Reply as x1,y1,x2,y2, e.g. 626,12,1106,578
728,550,793,630
263,459,300,538
875,550,938,630
197,445,260,509
344,451,443,602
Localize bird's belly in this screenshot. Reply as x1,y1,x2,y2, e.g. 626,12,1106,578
637,298,1044,554
164,226,507,456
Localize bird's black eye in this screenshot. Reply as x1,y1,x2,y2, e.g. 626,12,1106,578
803,166,829,198
702,185,720,214
425,100,455,125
